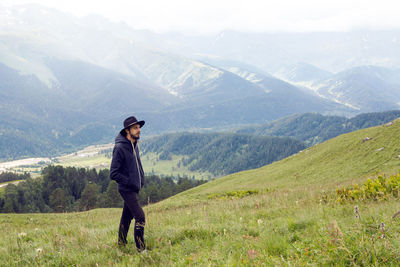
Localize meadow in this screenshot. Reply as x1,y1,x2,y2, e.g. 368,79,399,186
0,148,211,182
2,120,400,265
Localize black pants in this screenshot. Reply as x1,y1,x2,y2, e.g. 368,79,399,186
118,190,145,251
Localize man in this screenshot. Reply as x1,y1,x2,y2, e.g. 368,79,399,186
110,116,146,252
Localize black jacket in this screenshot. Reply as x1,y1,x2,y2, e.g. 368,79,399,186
110,133,145,192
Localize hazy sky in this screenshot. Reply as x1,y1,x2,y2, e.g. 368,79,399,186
3,0,400,34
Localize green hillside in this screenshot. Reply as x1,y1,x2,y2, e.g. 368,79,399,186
142,132,306,176
2,120,400,265
180,117,400,198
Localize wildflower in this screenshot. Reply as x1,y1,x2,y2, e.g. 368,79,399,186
354,206,360,219
239,217,243,222
247,249,260,259
257,219,263,226
380,222,386,238
18,232,27,238
36,248,43,254
223,229,227,235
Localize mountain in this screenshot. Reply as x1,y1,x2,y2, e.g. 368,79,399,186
0,4,361,160
274,62,332,83
2,4,400,160
275,65,400,112
0,59,171,159
236,110,400,145
153,30,400,74
313,66,400,111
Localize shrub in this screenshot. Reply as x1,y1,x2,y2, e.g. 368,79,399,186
335,173,400,203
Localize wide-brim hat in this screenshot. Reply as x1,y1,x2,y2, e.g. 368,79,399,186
120,116,145,135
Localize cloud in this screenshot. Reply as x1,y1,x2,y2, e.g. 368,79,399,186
4,0,400,34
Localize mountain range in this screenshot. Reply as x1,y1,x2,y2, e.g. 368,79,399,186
1,4,400,159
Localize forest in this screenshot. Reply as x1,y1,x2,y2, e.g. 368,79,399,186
0,165,206,213
0,171,31,183
142,132,306,176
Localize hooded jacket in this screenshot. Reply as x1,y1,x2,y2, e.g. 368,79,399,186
110,133,145,192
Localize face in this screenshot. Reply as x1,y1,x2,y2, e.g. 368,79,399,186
126,124,141,140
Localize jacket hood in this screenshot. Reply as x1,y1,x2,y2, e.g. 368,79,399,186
115,133,131,145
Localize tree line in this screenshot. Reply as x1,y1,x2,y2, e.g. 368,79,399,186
0,165,206,213
0,171,30,183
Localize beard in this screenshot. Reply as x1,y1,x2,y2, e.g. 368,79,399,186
130,133,140,140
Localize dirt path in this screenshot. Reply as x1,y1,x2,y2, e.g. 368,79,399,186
0,180,21,188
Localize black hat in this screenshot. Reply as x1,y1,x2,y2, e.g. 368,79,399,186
120,116,145,135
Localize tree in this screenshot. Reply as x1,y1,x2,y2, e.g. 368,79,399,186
97,169,110,193
105,180,123,208
79,183,100,211
16,178,49,213
2,184,19,213
49,188,68,212
42,165,67,204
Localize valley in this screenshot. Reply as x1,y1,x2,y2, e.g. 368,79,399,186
0,143,212,181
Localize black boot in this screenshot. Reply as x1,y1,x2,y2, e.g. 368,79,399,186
118,223,129,246
134,221,146,252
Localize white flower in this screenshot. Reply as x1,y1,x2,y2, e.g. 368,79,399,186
18,232,27,237
36,248,43,254
257,219,263,226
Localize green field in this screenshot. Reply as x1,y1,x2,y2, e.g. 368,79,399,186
56,151,212,180
2,120,400,265
142,152,213,180
56,154,111,170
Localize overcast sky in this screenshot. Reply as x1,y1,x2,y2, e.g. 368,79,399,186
3,0,400,35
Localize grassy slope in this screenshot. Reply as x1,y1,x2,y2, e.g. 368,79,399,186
174,118,400,199
2,120,400,265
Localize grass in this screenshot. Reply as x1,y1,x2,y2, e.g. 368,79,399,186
56,154,111,171
2,195,400,265
142,152,213,180
2,120,400,265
